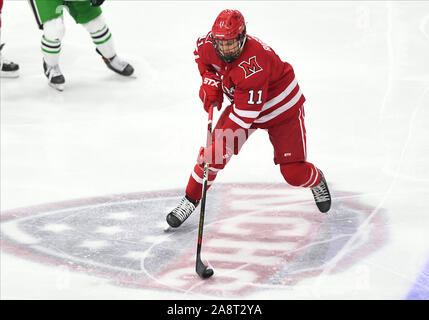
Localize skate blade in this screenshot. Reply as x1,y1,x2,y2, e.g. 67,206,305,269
0,71,20,78
48,82,65,92
163,222,175,233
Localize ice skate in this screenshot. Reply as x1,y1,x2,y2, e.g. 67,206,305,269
0,43,19,78
96,48,134,76
43,60,65,91
166,196,199,228
311,170,331,213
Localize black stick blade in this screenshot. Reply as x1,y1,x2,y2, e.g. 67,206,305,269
196,259,214,279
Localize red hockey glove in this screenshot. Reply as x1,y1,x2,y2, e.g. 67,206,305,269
197,143,233,166
199,72,223,113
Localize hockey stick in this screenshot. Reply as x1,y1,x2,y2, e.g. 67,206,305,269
195,105,215,279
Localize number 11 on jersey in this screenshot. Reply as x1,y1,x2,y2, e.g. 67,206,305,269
248,89,263,105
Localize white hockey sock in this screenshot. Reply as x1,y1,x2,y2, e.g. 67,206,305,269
41,17,65,66
83,15,116,59
41,35,61,66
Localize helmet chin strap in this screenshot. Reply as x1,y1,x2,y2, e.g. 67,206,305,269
238,34,247,52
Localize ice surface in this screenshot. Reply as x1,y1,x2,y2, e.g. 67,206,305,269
1,1,429,299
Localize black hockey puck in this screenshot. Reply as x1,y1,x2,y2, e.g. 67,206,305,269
196,259,214,279
201,267,214,279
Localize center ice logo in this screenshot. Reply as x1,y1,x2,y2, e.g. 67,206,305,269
0,183,386,296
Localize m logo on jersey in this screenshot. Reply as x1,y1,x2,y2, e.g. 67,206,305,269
239,56,263,79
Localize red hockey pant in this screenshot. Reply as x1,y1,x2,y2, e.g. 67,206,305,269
185,104,321,201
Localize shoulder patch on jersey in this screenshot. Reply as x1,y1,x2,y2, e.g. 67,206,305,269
197,37,205,47
239,56,263,79
205,32,214,44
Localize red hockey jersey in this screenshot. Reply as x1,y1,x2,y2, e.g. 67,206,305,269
194,32,306,129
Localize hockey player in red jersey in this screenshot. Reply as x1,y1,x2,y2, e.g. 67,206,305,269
166,9,331,228
0,0,20,78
